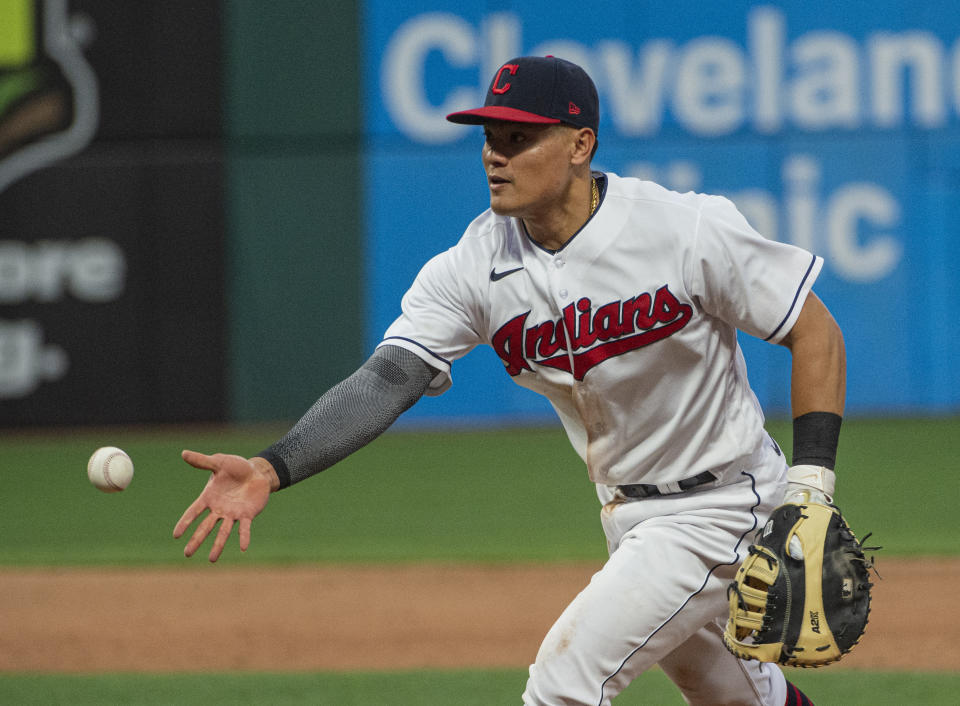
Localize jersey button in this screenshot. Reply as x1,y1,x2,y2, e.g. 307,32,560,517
555,258,565,268
559,288,568,298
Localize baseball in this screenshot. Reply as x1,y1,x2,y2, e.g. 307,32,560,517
87,446,134,493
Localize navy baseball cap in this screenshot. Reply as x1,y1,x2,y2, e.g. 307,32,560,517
446,56,599,134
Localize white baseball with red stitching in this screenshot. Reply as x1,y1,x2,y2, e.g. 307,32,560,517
87,446,134,493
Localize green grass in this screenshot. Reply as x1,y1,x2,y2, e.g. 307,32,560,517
0,425,599,565
0,670,522,706
1,419,956,703
1,668,958,705
768,416,960,555
0,417,957,565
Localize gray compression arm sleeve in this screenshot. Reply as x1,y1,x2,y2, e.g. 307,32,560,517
256,345,438,488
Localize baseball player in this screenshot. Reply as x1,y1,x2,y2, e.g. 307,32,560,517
174,56,845,706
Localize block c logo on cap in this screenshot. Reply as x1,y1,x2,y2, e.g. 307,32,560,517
491,63,518,94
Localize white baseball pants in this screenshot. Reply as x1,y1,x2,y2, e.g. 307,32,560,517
523,438,789,706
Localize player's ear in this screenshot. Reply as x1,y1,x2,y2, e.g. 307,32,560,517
570,127,596,166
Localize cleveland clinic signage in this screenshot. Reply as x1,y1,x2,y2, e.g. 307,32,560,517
381,7,960,142
364,2,960,419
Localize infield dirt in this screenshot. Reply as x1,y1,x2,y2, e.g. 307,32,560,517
1,558,954,672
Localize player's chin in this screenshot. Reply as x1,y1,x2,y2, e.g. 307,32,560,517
489,195,519,217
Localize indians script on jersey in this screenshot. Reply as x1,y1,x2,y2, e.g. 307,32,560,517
492,284,693,381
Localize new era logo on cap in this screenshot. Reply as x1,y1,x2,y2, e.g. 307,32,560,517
446,56,599,134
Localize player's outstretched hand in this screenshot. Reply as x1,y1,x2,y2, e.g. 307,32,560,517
173,450,277,562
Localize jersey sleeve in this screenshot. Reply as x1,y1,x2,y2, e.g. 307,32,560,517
377,247,484,396
688,195,823,343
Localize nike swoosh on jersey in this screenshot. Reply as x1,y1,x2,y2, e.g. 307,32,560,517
490,266,524,281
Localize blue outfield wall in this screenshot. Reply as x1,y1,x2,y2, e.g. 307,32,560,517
363,1,960,425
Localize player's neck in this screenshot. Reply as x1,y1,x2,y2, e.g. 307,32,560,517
522,176,596,251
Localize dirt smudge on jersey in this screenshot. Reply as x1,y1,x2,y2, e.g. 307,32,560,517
572,379,613,483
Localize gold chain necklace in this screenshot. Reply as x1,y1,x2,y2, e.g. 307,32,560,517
590,178,599,215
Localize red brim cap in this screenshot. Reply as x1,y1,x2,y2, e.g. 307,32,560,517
446,106,561,125
444,56,599,133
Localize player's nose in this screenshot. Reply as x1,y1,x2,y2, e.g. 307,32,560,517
483,140,508,166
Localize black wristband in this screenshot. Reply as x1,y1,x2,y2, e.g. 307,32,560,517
792,411,842,469
256,449,291,490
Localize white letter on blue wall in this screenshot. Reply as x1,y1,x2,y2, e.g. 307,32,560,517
382,13,477,143
827,184,902,282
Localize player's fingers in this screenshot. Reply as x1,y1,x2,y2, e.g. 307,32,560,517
181,449,220,472
238,518,252,552
184,512,219,558
173,497,207,538
208,517,234,563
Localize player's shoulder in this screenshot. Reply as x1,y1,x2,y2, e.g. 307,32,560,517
417,208,510,281
605,172,717,213
602,173,730,246
458,208,512,245
443,208,519,263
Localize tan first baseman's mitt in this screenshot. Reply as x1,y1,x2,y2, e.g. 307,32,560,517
723,502,879,667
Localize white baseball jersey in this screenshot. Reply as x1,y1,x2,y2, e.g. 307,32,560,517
379,172,821,488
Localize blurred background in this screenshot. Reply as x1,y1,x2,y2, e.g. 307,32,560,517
3,0,958,430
